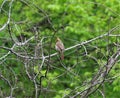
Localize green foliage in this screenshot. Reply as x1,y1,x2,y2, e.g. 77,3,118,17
0,0,120,97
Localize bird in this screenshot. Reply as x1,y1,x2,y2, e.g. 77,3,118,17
55,37,65,60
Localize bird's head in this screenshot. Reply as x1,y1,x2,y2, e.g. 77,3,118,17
56,37,61,42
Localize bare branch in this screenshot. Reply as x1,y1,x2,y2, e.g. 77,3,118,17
70,48,120,98
0,0,14,32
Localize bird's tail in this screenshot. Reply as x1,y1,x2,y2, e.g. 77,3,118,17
61,52,64,60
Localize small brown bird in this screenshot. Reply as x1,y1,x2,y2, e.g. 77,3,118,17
55,37,65,60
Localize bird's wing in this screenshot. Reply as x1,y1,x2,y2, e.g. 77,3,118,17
56,41,64,51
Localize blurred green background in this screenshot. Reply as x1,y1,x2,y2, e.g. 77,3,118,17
0,0,120,98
